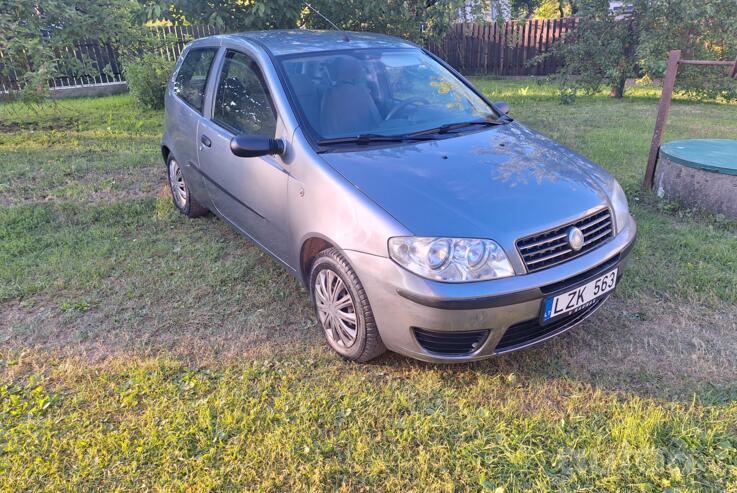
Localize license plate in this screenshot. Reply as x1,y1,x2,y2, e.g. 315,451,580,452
542,268,618,323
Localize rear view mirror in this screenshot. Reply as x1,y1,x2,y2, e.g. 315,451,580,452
230,135,285,158
494,101,511,115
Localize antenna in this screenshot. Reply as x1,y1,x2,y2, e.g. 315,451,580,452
303,2,350,42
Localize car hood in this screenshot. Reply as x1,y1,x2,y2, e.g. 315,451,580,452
320,122,614,245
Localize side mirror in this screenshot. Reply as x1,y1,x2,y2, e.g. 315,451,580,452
230,135,285,158
494,101,510,115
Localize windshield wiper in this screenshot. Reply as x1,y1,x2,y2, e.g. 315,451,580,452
315,119,508,147
406,118,509,138
317,133,439,146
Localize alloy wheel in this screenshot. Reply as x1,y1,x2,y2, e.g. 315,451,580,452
314,269,358,348
168,158,188,209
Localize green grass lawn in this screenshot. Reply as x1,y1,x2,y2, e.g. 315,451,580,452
1,81,737,492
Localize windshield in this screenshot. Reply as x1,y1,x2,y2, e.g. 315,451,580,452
279,48,501,141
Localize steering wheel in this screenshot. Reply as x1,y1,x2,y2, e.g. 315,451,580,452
385,97,430,121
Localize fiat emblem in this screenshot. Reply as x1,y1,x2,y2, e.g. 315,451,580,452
567,226,585,251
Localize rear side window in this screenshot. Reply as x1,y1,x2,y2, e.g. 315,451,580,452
174,48,218,113
213,51,277,137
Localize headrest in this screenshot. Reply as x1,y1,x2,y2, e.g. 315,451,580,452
289,73,318,97
333,57,364,84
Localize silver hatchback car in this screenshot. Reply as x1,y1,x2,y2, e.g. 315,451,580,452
162,30,636,363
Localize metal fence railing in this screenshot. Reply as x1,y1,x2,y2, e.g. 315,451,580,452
149,24,222,62
0,38,126,93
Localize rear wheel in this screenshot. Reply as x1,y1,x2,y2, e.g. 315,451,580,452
167,154,208,218
309,248,386,362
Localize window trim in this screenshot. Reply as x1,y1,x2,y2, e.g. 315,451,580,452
210,49,279,137
173,46,219,115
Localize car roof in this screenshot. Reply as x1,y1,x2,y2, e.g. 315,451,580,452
207,29,418,56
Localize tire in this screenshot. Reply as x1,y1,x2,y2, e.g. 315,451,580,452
309,248,386,362
167,154,208,218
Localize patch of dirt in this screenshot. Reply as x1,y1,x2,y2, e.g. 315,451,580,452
0,115,79,133
3,286,737,401
485,295,737,398
0,165,165,206
76,165,165,203
0,299,34,342
0,278,317,372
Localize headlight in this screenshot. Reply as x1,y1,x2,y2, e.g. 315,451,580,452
609,180,630,233
388,237,515,282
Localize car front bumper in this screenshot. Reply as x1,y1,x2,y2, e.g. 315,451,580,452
343,215,637,363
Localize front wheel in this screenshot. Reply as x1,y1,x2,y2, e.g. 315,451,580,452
309,248,386,362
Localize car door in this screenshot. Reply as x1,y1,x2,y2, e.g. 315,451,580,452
167,46,218,197
197,49,291,263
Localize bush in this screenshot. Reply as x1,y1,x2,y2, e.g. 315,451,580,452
124,53,173,110
1,0,144,106
534,0,737,102
637,0,737,102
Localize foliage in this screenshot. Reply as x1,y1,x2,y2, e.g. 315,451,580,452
136,0,493,45
300,0,488,44
0,0,145,105
538,0,737,102
513,0,572,19
533,0,640,101
123,52,173,110
512,0,543,18
534,0,572,19
637,0,737,102
136,0,303,32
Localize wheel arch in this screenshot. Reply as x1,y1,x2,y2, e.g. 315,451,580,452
300,235,337,285
161,145,171,164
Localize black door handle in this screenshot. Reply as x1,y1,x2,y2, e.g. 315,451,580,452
200,135,212,148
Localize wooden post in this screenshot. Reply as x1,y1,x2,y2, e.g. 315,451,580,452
642,49,681,191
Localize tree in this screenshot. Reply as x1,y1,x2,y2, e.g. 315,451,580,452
511,0,574,19
511,0,541,18
300,0,483,44
637,0,737,101
0,0,144,104
539,0,572,18
136,0,303,32
533,0,639,99
137,0,487,45
538,0,737,101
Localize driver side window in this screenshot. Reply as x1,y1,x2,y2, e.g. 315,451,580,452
213,51,277,137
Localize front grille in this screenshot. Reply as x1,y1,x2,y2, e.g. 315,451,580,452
413,328,489,356
517,209,614,273
494,297,606,353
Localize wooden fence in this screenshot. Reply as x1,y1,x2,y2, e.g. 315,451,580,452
430,18,578,76
1,18,577,92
